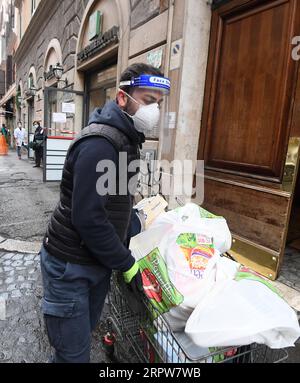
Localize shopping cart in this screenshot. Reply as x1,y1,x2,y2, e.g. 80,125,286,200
102,272,289,363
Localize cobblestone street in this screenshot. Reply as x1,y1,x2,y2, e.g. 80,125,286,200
0,153,109,363
0,250,109,363
0,251,50,362
0,252,39,301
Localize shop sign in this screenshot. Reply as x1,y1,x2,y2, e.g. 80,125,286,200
77,25,119,64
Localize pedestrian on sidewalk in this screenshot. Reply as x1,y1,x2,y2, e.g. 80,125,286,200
32,121,45,168
1,124,8,145
39,63,170,363
13,121,27,160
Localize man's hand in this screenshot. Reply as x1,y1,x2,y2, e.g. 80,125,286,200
123,262,144,299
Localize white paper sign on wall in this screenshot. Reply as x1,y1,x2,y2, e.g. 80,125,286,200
62,103,75,114
53,113,67,123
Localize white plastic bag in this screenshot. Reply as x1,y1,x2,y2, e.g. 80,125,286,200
185,277,300,349
149,203,232,254
129,203,231,331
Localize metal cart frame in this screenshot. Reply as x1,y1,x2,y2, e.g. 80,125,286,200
103,273,289,363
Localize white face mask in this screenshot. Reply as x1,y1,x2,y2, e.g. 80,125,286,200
123,91,160,133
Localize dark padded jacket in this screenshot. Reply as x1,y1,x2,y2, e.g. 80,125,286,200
43,101,145,272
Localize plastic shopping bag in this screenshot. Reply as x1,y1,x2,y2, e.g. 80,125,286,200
185,266,300,349
130,223,222,330
149,203,232,254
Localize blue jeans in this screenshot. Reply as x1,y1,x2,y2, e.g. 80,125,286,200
40,245,111,363
17,143,28,158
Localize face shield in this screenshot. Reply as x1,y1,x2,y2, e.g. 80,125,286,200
119,74,171,134
119,74,171,95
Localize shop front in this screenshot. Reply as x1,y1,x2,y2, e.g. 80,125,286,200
43,38,85,181
75,0,122,121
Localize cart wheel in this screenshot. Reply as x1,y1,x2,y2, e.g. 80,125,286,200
102,331,117,360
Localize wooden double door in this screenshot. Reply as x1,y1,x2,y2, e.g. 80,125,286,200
197,0,300,279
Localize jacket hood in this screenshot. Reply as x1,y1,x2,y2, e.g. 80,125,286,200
88,100,145,146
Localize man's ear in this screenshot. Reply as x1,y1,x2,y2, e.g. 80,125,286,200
116,89,128,109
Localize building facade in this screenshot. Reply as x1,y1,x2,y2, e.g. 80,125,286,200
10,0,211,189
0,0,17,144
1,0,300,280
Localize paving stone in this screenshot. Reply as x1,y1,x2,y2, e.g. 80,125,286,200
11,260,23,267
3,266,12,272
17,276,25,282
8,270,15,276
4,277,14,284
24,261,34,266
20,282,32,289
1,253,14,260
16,267,26,271
3,260,12,266
28,268,36,274
11,254,24,261
11,290,22,298
7,284,18,292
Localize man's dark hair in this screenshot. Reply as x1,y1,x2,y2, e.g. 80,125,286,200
119,63,164,95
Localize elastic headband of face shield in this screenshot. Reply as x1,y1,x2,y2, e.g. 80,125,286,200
119,74,171,95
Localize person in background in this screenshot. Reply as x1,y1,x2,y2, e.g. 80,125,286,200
1,124,8,144
13,121,27,160
32,121,45,168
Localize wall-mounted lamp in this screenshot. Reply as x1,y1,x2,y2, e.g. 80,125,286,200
25,86,37,98
53,63,68,86
44,63,68,86
29,86,37,97
53,63,63,80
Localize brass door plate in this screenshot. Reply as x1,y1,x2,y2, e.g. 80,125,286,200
227,235,279,280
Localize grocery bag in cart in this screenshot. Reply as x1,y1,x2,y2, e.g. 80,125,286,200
129,203,233,330
185,263,300,349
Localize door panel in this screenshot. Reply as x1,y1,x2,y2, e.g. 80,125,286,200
197,0,300,279
201,0,298,182
204,178,290,251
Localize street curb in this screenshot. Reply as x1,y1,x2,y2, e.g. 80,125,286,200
273,281,300,312
0,237,41,254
